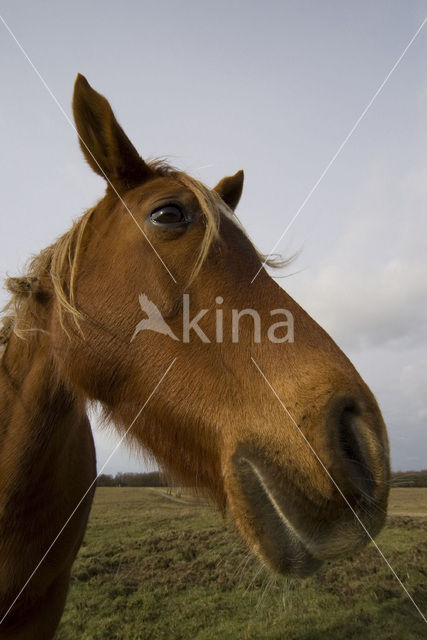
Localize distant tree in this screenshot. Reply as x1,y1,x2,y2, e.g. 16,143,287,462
97,474,114,486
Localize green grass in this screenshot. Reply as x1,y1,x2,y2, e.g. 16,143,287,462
56,488,427,639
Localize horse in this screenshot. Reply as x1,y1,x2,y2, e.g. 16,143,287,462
0,74,390,638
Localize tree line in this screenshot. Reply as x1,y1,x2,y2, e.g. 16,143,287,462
390,469,427,487
97,472,167,487
96,470,427,487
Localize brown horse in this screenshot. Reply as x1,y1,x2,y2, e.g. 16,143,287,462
0,75,390,638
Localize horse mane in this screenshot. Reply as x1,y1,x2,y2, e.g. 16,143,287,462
0,205,95,346
0,162,284,348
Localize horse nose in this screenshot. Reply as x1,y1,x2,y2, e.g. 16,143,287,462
332,400,377,498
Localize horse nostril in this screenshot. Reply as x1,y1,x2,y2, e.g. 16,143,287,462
337,404,375,497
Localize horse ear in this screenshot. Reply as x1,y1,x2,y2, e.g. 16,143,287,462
213,170,244,211
72,74,152,191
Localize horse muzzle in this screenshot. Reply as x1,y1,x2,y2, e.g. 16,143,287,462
229,440,389,578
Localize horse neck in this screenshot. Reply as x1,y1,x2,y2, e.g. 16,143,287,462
0,322,96,636
0,330,87,500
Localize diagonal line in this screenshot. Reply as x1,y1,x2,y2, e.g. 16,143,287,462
251,15,427,284
0,357,177,627
0,13,177,284
251,356,427,624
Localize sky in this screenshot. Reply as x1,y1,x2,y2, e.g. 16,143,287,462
0,1,426,473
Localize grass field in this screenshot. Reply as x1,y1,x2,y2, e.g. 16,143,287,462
56,488,427,640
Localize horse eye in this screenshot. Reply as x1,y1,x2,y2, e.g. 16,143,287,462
150,205,186,226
